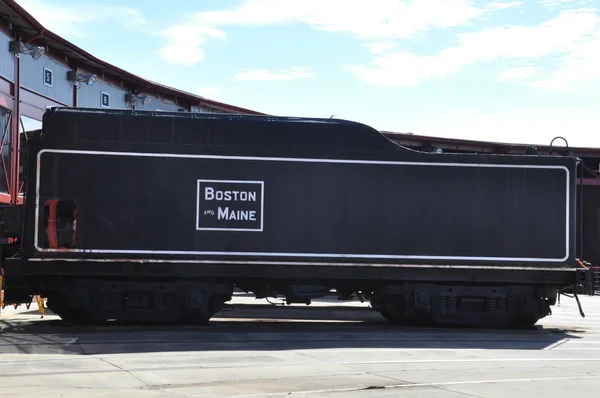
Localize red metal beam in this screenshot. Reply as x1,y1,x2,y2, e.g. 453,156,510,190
580,178,600,186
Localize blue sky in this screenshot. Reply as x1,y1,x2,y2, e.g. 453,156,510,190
15,0,600,147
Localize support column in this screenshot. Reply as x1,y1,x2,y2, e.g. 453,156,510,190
71,63,78,107
9,52,20,205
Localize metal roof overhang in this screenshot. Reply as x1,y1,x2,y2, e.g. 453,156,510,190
382,131,600,158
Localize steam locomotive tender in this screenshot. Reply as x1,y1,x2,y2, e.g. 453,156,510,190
0,107,589,327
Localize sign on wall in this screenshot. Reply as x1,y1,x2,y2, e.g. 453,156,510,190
43,68,53,87
101,92,110,108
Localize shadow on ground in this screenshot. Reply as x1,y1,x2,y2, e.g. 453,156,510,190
0,304,583,356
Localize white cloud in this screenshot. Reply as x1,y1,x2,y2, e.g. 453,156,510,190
158,0,486,66
528,27,600,89
497,66,538,81
157,25,225,66
485,1,523,10
344,8,600,89
198,86,224,98
539,0,578,10
233,66,314,81
157,1,598,91
362,42,399,55
14,0,146,38
344,52,455,87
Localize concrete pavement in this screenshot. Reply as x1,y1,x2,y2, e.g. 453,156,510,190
0,293,598,397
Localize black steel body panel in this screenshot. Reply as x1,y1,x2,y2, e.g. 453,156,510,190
5,258,586,286
20,108,579,270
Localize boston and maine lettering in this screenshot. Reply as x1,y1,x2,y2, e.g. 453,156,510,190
217,207,257,221
204,187,257,202
197,179,264,231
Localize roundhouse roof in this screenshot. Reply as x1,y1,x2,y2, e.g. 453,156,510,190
381,131,600,158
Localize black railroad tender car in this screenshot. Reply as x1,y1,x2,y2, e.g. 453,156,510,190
0,107,590,327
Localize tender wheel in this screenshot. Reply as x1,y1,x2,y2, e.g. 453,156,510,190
46,290,98,325
372,296,409,325
509,315,540,330
508,294,548,329
178,291,231,325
